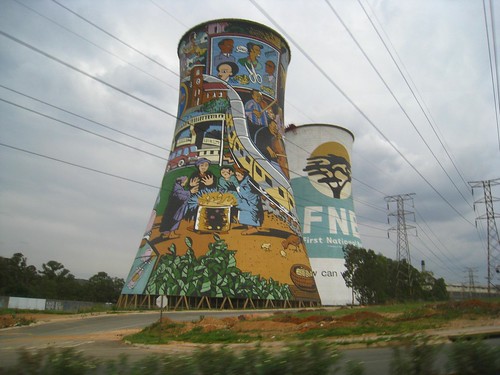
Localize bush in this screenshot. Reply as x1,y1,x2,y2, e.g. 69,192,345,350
447,338,500,375
389,335,441,375
0,343,344,375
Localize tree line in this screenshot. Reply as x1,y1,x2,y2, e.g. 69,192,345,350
1,246,449,306
0,253,124,303
342,245,449,304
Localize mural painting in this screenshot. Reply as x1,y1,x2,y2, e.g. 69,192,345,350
121,19,320,305
285,124,362,305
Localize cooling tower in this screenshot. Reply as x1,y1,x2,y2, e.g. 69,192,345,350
118,19,321,309
285,124,362,305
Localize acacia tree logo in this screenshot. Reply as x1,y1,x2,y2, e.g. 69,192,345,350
303,153,352,199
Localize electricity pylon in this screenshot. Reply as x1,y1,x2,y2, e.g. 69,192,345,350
469,178,500,294
386,193,416,298
464,267,478,298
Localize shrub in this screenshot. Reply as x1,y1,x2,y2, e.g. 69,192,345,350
446,338,500,375
389,335,441,375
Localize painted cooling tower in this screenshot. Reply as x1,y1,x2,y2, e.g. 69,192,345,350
118,19,321,309
285,124,362,305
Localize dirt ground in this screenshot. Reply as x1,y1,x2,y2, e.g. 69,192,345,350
3,306,498,349
2,300,499,352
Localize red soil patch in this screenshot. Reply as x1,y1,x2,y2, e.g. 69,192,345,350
337,311,385,323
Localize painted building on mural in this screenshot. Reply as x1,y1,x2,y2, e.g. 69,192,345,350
285,124,362,305
119,19,321,309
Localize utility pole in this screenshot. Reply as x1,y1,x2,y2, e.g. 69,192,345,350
386,193,416,299
469,178,500,294
464,267,478,298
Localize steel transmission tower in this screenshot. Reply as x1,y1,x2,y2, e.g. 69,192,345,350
469,178,500,294
386,193,416,298
464,267,478,298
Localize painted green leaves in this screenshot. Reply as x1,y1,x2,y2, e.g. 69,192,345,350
146,235,291,300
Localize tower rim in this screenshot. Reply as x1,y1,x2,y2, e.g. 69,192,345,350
177,18,291,61
285,123,355,142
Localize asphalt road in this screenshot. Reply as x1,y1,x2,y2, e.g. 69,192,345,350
0,310,274,366
0,311,499,374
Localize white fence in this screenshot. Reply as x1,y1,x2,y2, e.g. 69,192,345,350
0,296,100,312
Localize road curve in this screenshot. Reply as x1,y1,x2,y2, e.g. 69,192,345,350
0,309,274,367
1,310,499,374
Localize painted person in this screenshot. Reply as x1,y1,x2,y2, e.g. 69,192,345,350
234,166,264,235
218,165,238,194
218,165,239,223
182,32,205,59
185,158,217,220
268,104,285,136
245,89,269,127
189,157,216,192
216,61,239,84
213,38,236,67
159,176,199,239
238,42,263,70
266,120,289,179
262,60,276,87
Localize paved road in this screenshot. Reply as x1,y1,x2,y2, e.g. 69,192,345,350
1,311,499,374
0,310,276,366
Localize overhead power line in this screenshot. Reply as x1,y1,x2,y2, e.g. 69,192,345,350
148,0,189,28
0,142,161,190
482,0,500,151
250,0,474,226
51,0,179,77
0,30,178,120
0,84,169,152
12,0,177,90
414,208,466,272
357,0,473,195
0,97,168,162
325,0,472,209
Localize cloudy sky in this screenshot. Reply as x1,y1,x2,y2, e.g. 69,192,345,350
1,0,499,287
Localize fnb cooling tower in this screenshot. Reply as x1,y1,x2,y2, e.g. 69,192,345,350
285,124,362,305
118,19,321,309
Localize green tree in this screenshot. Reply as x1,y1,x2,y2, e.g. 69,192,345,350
1,253,125,302
393,259,425,301
40,261,71,280
0,253,39,297
343,245,449,304
86,272,124,303
430,277,449,301
342,245,391,304
38,260,81,300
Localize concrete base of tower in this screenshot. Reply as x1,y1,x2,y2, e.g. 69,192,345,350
116,294,322,311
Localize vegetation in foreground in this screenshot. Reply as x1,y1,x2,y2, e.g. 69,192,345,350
125,299,500,345
1,337,499,375
0,342,347,375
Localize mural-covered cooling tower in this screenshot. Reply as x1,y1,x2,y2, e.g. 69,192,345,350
285,124,362,305
118,19,321,309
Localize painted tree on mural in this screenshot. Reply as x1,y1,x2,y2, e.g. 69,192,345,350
145,235,292,300
303,154,352,199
